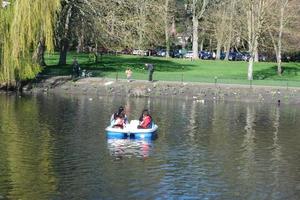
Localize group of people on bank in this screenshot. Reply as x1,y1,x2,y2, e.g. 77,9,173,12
72,57,155,82
125,63,155,82
110,106,153,129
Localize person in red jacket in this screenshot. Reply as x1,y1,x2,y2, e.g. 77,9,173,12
137,109,152,129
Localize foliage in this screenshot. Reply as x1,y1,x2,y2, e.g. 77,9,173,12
1,0,300,85
0,0,60,86
55,0,96,49
92,0,166,50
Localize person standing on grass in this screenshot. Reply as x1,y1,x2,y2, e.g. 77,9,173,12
125,68,132,82
145,63,154,82
72,57,80,78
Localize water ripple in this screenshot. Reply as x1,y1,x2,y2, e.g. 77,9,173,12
0,95,300,200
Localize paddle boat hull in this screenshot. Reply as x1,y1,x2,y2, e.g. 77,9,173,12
105,130,128,139
105,120,158,139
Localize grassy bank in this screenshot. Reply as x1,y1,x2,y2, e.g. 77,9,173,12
44,52,300,87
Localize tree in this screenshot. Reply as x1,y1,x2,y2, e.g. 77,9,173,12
211,2,227,60
162,0,176,58
223,0,237,60
0,0,60,88
210,0,237,60
32,37,47,67
56,0,98,65
92,0,165,52
267,0,300,75
164,0,171,58
244,0,274,80
189,0,209,59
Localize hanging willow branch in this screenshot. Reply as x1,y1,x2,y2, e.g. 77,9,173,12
0,0,60,87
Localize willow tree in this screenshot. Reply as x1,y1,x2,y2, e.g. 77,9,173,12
0,0,60,88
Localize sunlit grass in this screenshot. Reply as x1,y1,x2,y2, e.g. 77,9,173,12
44,52,300,87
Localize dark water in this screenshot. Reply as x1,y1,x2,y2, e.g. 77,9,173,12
0,93,299,200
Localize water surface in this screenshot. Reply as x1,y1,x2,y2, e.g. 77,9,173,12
0,94,299,200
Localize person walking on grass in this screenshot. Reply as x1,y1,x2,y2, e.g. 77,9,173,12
145,63,154,82
72,57,80,78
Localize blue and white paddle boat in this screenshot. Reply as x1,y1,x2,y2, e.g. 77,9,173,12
105,120,158,139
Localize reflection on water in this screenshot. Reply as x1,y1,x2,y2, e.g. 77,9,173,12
0,94,300,200
240,106,257,188
270,105,285,199
0,95,57,200
107,139,153,159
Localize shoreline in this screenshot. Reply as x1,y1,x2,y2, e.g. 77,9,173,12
18,76,300,104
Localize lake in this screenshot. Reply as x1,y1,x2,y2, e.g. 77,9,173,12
0,93,299,200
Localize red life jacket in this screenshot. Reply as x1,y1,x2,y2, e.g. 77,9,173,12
140,116,152,128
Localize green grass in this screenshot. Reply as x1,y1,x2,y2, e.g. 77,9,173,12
44,52,300,87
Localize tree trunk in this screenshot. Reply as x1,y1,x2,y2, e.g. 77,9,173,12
166,31,170,58
192,12,199,59
199,39,204,52
248,56,254,80
224,41,231,61
277,2,286,75
32,37,46,66
138,2,146,51
94,43,99,63
58,38,69,65
254,43,259,62
165,0,170,58
77,34,84,53
248,36,259,80
254,51,259,62
276,53,282,74
247,3,256,81
94,52,99,63
58,5,72,65
209,38,213,52
224,0,235,61
216,42,221,60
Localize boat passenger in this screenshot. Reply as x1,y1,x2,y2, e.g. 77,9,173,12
110,106,128,125
112,113,125,129
137,109,152,129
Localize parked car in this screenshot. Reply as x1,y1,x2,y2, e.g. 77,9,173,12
147,49,157,56
236,52,245,61
228,52,244,61
241,52,251,61
228,52,236,61
184,51,194,58
199,51,212,60
172,50,184,58
98,47,110,54
121,48,133,55
132,49,147,56
156,49,166,57
259,54,267,62
220,52,226,60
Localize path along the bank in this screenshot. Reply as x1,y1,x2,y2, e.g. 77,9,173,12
22,76,300,104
